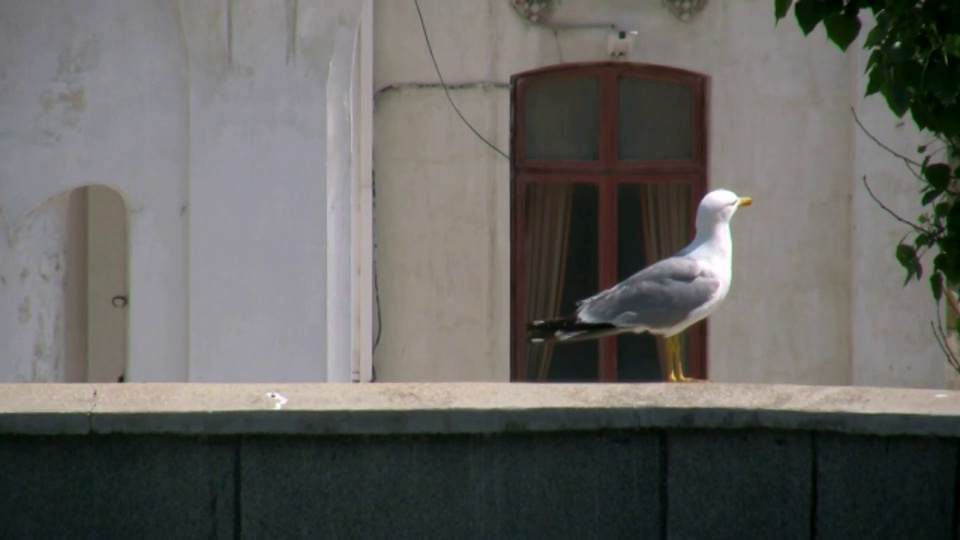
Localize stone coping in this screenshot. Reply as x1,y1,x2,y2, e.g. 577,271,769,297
0,383,957,437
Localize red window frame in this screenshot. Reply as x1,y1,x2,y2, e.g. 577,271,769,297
510,62,709,382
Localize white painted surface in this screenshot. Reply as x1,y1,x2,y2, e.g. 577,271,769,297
0,193,70,381
325,0,365,383
372,0,944,387
354,0,376,383
0,0,188,381
179,0,353,382
0,0,364,382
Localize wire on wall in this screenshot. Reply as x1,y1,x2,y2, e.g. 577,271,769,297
371,168,382,382
412,0,511,161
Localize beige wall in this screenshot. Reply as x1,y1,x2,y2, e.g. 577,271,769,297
373,0,945,387
374,85,510,381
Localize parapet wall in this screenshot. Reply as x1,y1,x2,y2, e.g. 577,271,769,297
1,383,957,538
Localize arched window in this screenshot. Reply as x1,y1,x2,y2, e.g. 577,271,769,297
511,62,707,382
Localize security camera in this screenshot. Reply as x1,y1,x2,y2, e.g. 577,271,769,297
607,30,638,59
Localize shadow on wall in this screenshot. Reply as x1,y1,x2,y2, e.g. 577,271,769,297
64,185,128,383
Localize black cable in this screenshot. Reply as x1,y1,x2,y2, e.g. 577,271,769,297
372,169,382,352
412,0,510,161
371,169,382,382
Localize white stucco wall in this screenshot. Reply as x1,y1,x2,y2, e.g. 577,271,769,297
180,0,340,382
850,34,944,387
0,0,189,381
0,0,365,382
373,0,945,387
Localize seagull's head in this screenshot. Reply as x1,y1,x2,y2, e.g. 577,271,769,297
696,189,752,229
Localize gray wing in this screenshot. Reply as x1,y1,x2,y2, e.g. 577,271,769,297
576,256,721,330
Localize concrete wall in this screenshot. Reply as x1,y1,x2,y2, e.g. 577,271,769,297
373,0,944,386
0,0,367,382
1,383,957,538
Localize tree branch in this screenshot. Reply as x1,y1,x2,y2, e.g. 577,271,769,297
931,288,960,372
930,321,959,371
946,287,960,321
861,176,927,233
933,311,960,372
851,107,924,168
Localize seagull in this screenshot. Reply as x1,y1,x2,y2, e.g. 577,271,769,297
527,189,752,382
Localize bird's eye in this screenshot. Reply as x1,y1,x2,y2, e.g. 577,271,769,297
728,201,738,206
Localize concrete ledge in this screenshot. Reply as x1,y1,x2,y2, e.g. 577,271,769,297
1,382,958,437
1,383,957,538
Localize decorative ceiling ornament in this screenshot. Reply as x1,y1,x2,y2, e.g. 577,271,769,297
510,0,556,23
661,0,707,22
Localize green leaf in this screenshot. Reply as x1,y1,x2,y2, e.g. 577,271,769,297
924,63,958,103
886,42,913,65
884,80,911,117
945,35,960,58
794,0,828,35
934,253,949,272
863,18,887,48
943,256,960,287
823,12,862,51
922,190,941,206
940,104,960,137
948,203,960,236
895,242,924,285
923,163,952,191
931,273,943,301
775,0,794,22
896,243,917,266
912,105,933,133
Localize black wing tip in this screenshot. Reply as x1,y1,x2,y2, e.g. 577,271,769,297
526,318,617,342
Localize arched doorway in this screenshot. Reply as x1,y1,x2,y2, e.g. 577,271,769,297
65,185,129,382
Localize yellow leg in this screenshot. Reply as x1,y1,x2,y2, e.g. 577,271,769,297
666,335,697,383
666,336,679,382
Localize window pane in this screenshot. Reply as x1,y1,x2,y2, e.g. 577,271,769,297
524,182,599,381
618,77,693,160
615,182,693,381
523,77,600,161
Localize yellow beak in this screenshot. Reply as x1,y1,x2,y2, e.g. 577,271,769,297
738,196,753,207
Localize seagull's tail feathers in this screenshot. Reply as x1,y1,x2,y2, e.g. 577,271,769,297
527,317,621,343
